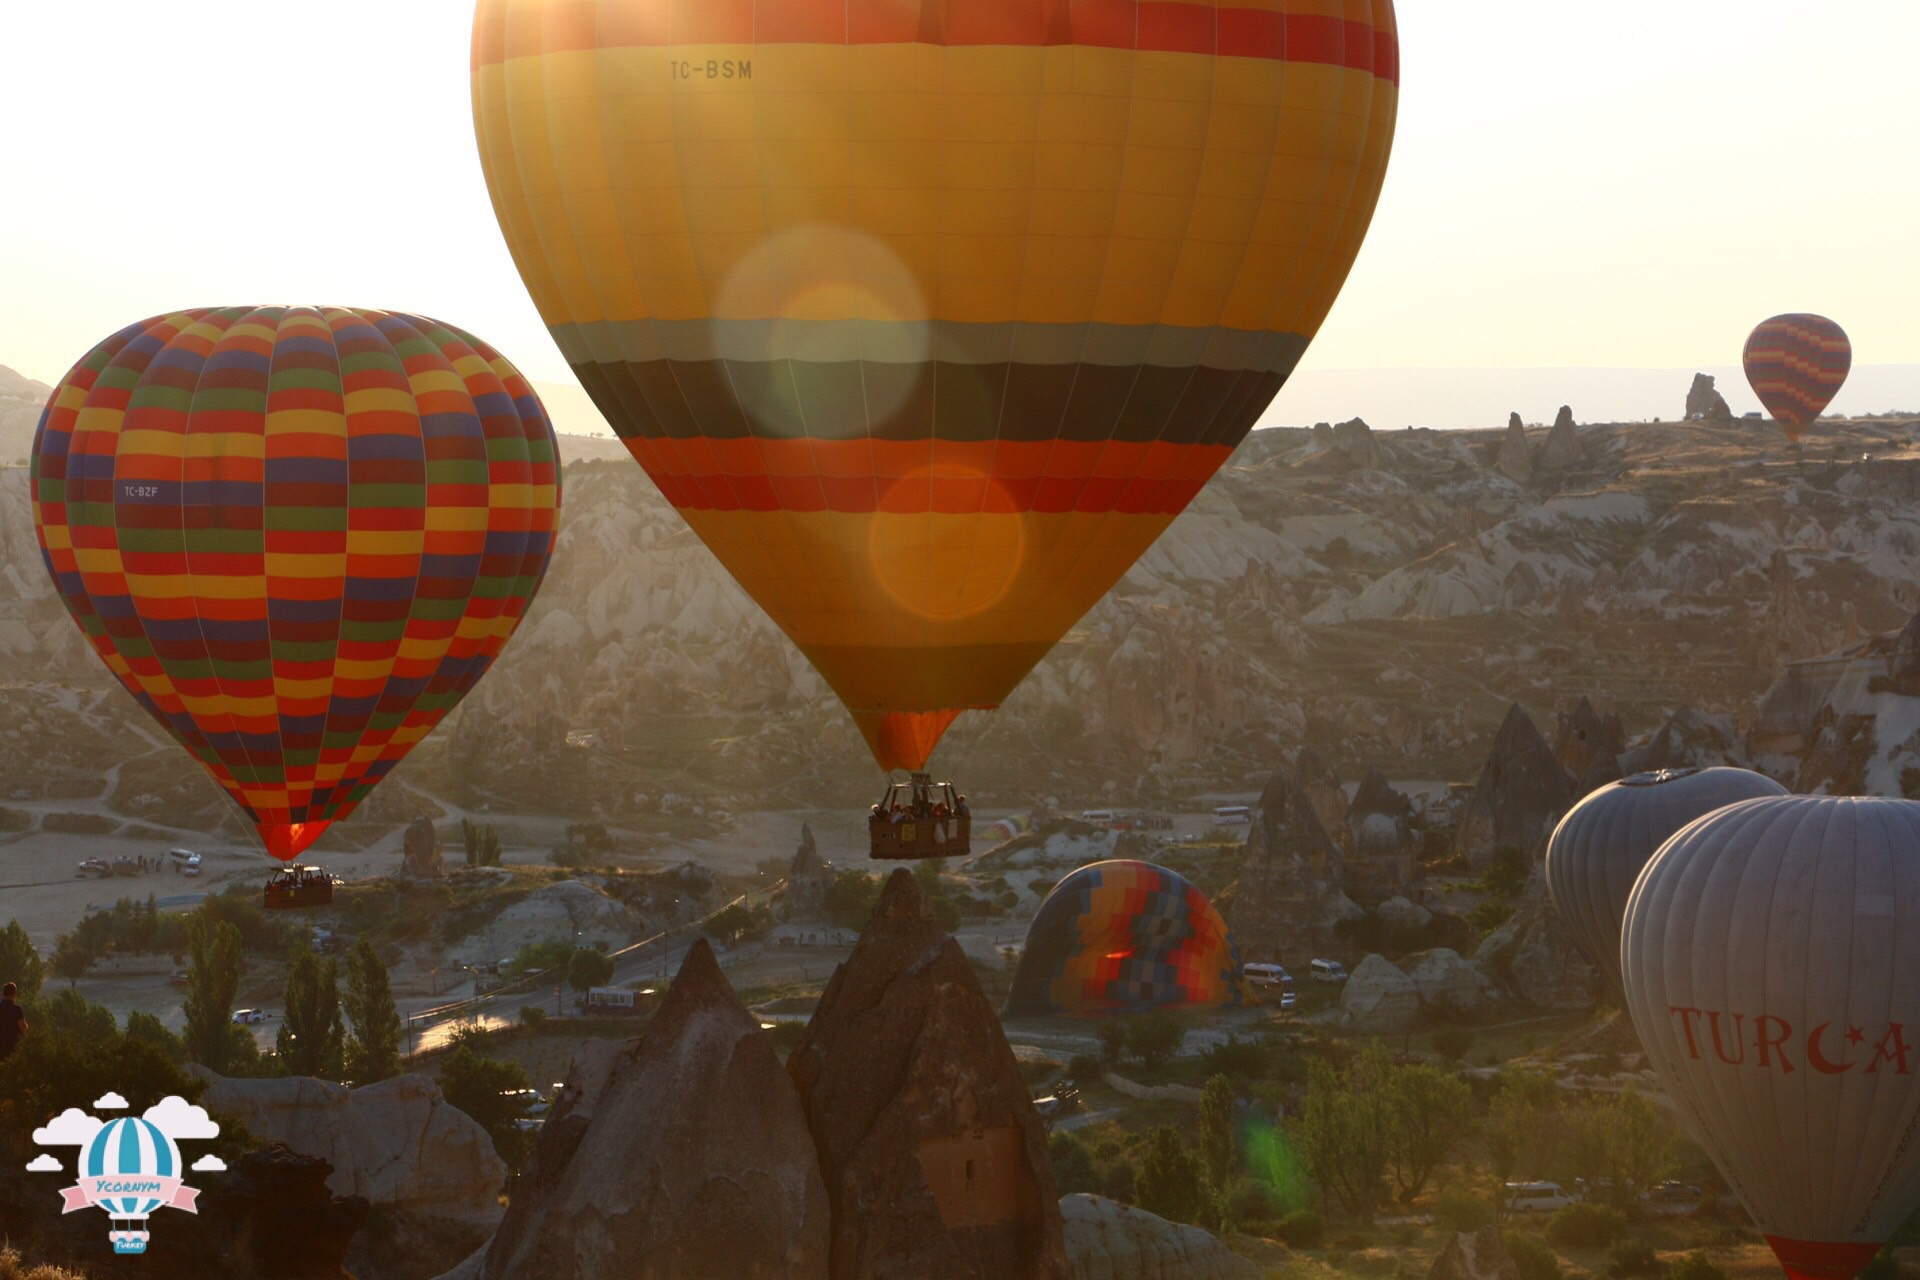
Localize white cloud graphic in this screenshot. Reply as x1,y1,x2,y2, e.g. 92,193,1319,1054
144,1095,220,1140
191,1154,227,1172
26,1154,63,1173
33,1108,103,1147
93,1092,129,1110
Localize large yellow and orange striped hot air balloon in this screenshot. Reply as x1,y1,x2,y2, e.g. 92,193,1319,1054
471,0,1399,772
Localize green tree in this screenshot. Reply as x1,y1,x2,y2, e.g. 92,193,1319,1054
567,946,616,993
1199,1074,1239,1196
824,869,882,929
1295,1041,1393,1221
1135,1125,1207,1225
1561,1091,1673,1205
1488,1070,1563,1214
1384,1062,1474,1201
705,903,755,945
440,1043,534,1168
124,1009,187,1063
343,939,403,1085
48,931,93,988
277,948,344,1079
1128,1009,1188,1070
1049,1131,1100,1196
0,920,44,998
1096,1019,1129,1067
462,818,503,867
183,914,245,1073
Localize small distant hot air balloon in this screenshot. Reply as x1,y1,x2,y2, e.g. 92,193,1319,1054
1005,860,1242,1017
1545,767,1786,1003
1622,796,1920,1280
471,0,1400,780
31,308,560,861
1744,314,1852,441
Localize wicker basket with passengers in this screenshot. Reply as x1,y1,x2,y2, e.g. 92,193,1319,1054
262,864,335,910
868,772,971,860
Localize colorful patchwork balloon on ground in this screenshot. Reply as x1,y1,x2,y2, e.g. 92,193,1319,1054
472,0,1400,772
30,307,561,860
1743,314,1851,439
1004,860,1243,1017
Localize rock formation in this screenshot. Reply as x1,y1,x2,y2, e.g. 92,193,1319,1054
1427,1227,1522,1280
1497,418,1533,484
1229,765,1361,967
1344,767,1417,901
1686,373,1732,421
479,938,830,1280
1452,704,1574,868
1333,417,1379,470
1475,873,1597,1010
1553,697,1624,797
1059,1195,1258,1280
1637,704,1742,773
786,870,1068,1280
189,1069,503,1280
1292,745,1349,842
777,822,835,922
1402,948,1498,1015
403,816,443,879
1340,954,1421,1033
1538,409,1580,471
1761,549,1829,679
200,1143,371,1280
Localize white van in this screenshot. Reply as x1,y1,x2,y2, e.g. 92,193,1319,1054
1079,809,1117,825
1505,1181,1578,1214
1310,958,1348,983
1242,963,1296,1009
1211,805,1253,826
168,847,202,876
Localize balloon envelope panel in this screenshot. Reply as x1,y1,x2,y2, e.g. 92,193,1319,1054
471,0,1399,769
1545,767,1786,1002
1622,796,1920,1280
1744,313,1851,436
1005,859,1243,1017
31,308,560,859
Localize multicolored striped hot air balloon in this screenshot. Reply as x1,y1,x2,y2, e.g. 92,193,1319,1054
1743,313,1851,441
471,0,1399,773
1004,859,1243,1017
30,308,560,861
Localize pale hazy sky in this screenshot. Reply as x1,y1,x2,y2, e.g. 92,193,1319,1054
3,2,1915,430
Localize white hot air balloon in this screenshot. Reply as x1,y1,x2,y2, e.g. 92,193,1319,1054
1546,767,1787,1001
1623,796,1920,1280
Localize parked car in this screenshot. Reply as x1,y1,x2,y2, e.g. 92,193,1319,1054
1310,958,1348,983
1647,1181,1703,1204
1242,963,1297,1009
1504,1181,1578,1214
231,1008,269,1025
1033,1086,1081,1123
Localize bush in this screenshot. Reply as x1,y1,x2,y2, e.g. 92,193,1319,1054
1096,1019,1129,1067
1049,1131,1099,1196
1127,1009,1189,1069
1277,1209,1326,1249
1067,1053,1102,1081
1482,846,1531,898
1201,1033,1269,1079
1609,1239,1662,1277
1433,1024,1475,1063
1503,1231,1562,1280
1547,1203,1627,1250
1436,1190,1496,1232
1227,1179,1277,1228
1664,1254,1725,1280
1470,899,1516,935
519,1005,547,1027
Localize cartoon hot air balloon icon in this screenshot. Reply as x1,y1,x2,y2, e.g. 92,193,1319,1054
31,308,561,862
81,1117,185,1255
1545,767,1786,1004
1744,314,1852,442
1622,796,1920,1280
470,0,1399,784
